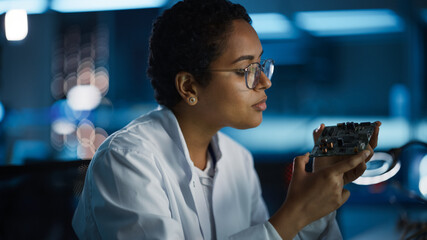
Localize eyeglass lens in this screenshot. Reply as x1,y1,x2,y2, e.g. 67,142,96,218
246,60,274,89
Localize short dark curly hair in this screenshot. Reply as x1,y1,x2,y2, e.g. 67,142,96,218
147,0,251,108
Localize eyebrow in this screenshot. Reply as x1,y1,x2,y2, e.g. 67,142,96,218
231,50,264,64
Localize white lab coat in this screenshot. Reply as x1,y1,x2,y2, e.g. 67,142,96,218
72,107,342,239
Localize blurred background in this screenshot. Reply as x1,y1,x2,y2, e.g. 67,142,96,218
0,0,426,239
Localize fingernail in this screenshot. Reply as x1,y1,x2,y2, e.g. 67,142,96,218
363,150,371,158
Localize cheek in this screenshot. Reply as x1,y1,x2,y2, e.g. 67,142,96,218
199,78,263,127
217,87,248,111
202,87,244,116
220,90,263,127
205,79,247,107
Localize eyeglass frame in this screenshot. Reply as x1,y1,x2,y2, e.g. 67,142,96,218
207,58,274,89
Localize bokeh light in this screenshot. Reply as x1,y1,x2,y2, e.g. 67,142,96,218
74,120,108,159
50,24,110,159
50,130,65,151
93,127,108,149
0,101,5,122
52,118,76,135
77,58,95,85
95,67,109,96
51,99,88,121
5,9,28,41
63,72,78,95
419,155,427,198
67,85,102,111
50,73,65,99
420,177,427,198
76,119,95,147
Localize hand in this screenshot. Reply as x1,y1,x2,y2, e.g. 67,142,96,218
269,151,372,239
312,121,381,184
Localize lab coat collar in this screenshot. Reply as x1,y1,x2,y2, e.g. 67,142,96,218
154,106,223,168
152,106,193,168
154,106,223,239
210,133,223,164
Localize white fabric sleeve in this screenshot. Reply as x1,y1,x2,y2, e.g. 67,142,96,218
228,149,342,240
84,148,184,240
295,211,343,240
229,151,282,240
229,221,282,240
229,212,342,240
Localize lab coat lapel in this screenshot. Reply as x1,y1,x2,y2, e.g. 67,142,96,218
153,107,213,239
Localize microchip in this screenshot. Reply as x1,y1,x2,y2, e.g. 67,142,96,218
310,122,376,157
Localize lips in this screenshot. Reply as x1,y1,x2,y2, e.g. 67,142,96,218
252,97,267,111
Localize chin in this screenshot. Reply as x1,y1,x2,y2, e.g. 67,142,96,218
234,114,263,130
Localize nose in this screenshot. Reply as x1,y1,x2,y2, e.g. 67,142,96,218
254,71,272,90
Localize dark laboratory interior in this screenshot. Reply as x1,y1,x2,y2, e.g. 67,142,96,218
0,0,426,239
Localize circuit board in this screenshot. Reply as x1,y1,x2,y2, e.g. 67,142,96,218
310,122,376,157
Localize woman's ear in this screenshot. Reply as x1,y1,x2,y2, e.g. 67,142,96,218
175,71,199,105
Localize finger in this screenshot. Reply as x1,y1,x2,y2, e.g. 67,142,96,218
331,150,371,174
341,189,351,204
344,162,367,184
364,145,374,163
293,153,310,174
369,121,381,149
313,123,325,143
358,161,367,174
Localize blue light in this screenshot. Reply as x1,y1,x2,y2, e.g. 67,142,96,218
51,0,168,13
51,99,90,122
10,140,50,165
416,121,427,142
250,13,298,39
0,101,4,122
420,155,427,199
295,9,404,37
222,116,411,155
389,84,410,119
0,0,47,15
422,9,427,23
353,152,401,185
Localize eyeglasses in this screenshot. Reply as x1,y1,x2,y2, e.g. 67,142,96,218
209,59,274,89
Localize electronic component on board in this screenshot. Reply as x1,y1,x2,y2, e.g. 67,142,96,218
310,122,376,157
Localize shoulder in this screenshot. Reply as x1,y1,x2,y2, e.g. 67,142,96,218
90,107,184,173
100,108,170,152
87,110,170,184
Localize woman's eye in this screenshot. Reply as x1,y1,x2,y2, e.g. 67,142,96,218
235,71,245,76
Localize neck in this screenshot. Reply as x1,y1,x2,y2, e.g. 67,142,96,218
172,105,219,170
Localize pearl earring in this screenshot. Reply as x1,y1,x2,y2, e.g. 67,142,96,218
189,97,197,104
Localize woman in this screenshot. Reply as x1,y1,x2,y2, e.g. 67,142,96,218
72,0,380,239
